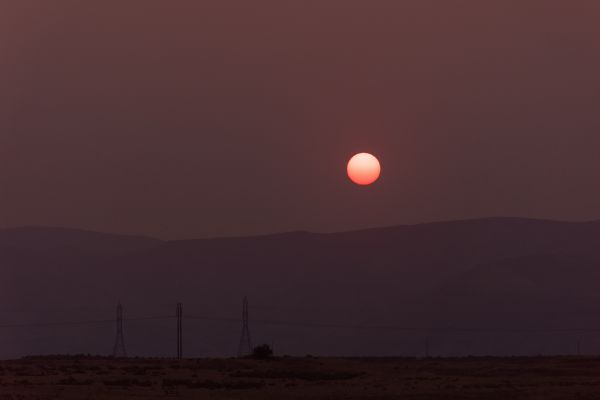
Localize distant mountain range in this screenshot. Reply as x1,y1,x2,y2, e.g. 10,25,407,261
2,218,600,359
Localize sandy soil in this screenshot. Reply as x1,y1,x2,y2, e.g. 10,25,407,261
1,356,600,399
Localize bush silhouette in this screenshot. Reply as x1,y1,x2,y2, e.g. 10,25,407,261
251,344,274,359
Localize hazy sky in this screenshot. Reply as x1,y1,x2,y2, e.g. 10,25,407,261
2,1,600,239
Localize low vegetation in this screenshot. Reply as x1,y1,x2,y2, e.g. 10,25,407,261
2,356,600,399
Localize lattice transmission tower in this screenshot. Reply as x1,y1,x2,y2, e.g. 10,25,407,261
112,302,127,357
237,296,253,357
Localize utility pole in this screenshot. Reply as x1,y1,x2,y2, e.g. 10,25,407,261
112,302,127,357
176,303,183,360
237,296,252,357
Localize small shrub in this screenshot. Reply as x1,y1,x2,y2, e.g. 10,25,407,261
251,345,274,360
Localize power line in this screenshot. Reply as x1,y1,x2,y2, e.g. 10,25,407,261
185,315,600,334
0,315,173,330
4,311,600,335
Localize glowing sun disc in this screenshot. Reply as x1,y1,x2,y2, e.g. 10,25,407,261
347,153,381,185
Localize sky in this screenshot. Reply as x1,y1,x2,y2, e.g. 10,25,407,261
2,0,600,239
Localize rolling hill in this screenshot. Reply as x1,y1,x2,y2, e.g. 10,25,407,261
2,218,600,358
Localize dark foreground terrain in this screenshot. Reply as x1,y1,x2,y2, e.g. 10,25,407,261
1,356,600,399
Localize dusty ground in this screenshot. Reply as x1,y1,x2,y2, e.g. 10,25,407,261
1,356,600,399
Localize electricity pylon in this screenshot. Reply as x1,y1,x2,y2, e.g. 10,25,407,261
237,296,252,357
112,302,127,357
176,303,183,360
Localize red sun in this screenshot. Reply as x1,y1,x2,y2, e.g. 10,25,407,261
347,153,381,185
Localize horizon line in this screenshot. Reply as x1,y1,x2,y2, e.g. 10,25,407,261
2,215,600,242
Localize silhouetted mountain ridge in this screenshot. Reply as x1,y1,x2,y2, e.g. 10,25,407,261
0,226,161,254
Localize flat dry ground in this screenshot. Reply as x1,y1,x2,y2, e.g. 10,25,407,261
1,356,600,399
